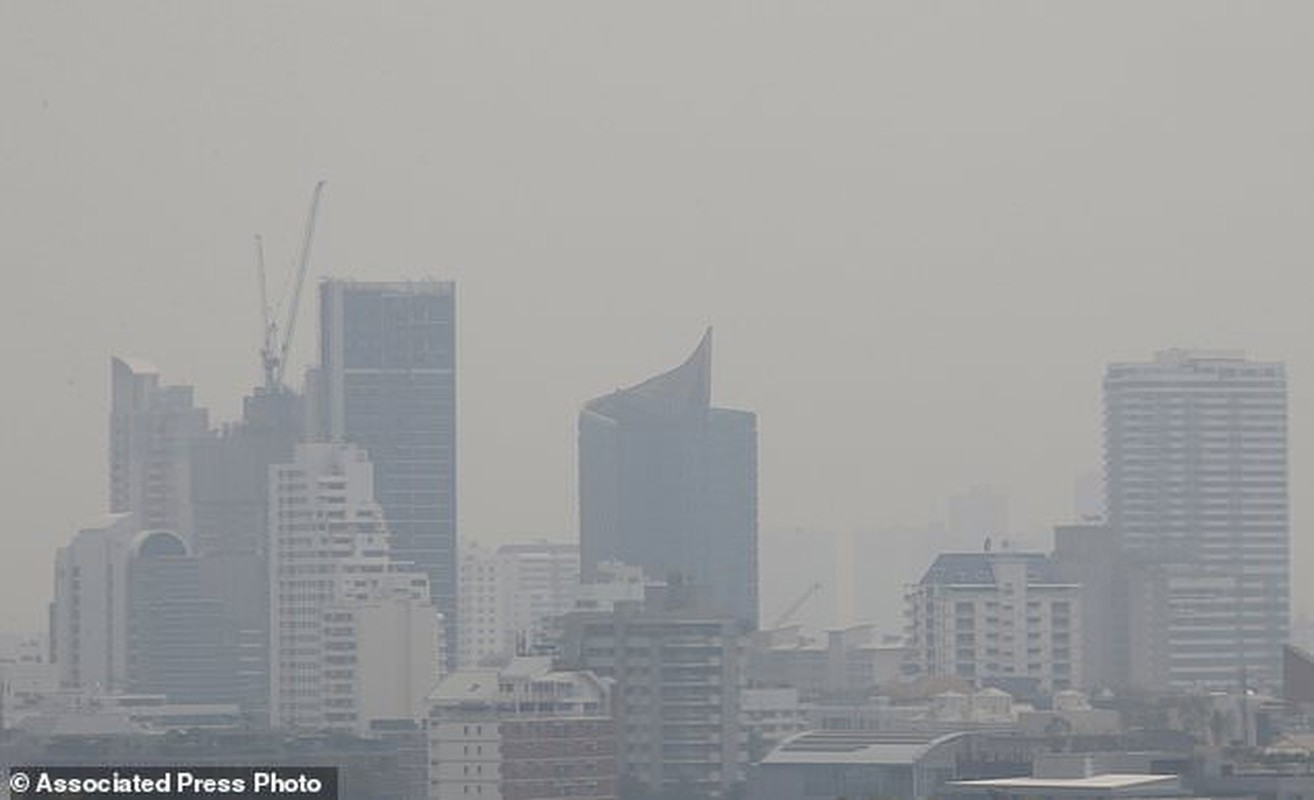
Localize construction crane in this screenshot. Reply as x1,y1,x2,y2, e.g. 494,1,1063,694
257,180,326,392
773,581,822,629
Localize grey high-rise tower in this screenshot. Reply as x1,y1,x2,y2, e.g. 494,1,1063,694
109,357,209,537
1105,350,1288,690
579,329,758,630
315,279,457,667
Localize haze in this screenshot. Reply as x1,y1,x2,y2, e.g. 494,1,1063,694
3,2,1312,634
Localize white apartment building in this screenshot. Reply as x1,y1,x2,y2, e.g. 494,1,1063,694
269,442,441,733
457,541,579,668
905,551,1081,692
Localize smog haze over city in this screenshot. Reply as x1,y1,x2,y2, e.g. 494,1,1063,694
4,2,1309,631
3,5,1314,798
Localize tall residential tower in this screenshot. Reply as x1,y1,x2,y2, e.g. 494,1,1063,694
1105,350,1288,690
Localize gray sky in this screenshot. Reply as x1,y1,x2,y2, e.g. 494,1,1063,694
3,2,1313,633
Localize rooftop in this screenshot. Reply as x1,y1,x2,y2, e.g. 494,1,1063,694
585,328,712,419
760,730,968,766
920,552,1067,586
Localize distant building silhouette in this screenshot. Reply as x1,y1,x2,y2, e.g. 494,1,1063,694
313,279,458,669
126,530,237,705
1105,350,1288,690
579,329,758,630
109,357,208,537
188,386,303,723
1052,523,1120,691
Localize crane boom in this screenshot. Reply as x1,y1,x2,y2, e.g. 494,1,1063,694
256,234,277,390
273,179,325,389
773,581,822,629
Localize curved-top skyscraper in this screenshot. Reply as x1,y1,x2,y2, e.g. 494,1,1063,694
579,329,758,629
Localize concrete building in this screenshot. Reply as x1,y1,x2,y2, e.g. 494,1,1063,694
187,386,303,723
0,634,55,702
498,542,580,657
269,442,441,734
579,329,758,630
428,657,617,800
109,354,208,535
51,513,138,693
109,357,208,538
1052,524,1121,691
905,552,1082,693
1105,350,1289,690
741,687,809,762
458,541,504,668
458,541,581,668
747,624,907,702
575,561,648,614
315,279,458,669
556,589,748,798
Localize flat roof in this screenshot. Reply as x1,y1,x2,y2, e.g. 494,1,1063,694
950,774,1179,791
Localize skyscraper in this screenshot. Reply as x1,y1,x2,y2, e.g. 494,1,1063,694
109,357,208,537
189,387,303,723
1105,350,1289,690
579,329,758,630
315,279,458,668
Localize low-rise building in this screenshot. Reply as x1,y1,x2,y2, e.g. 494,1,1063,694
905,551,1082,693
428,657,616,800
741,687,809,762
747,624,906,702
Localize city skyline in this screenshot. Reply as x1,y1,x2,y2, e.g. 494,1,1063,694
6,3,1314,637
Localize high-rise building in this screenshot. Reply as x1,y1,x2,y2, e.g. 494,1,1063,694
189,387,303,723
458,540,581,667
904,551,1082,693
556,589,748,799
268,442,441,733
51,514,138,692
109,357,208,537
1105,350,1288,690
579,329,758,630
315,279,458,668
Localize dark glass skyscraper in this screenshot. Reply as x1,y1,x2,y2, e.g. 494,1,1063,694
579,329,758,629
316,280,457,666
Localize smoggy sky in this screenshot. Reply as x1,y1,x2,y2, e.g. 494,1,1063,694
3,2,1313,633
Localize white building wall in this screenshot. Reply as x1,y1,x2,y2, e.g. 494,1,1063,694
270,442,439,732
51,514,137,693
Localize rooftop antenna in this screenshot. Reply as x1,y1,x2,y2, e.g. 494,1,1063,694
256,180,326,392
